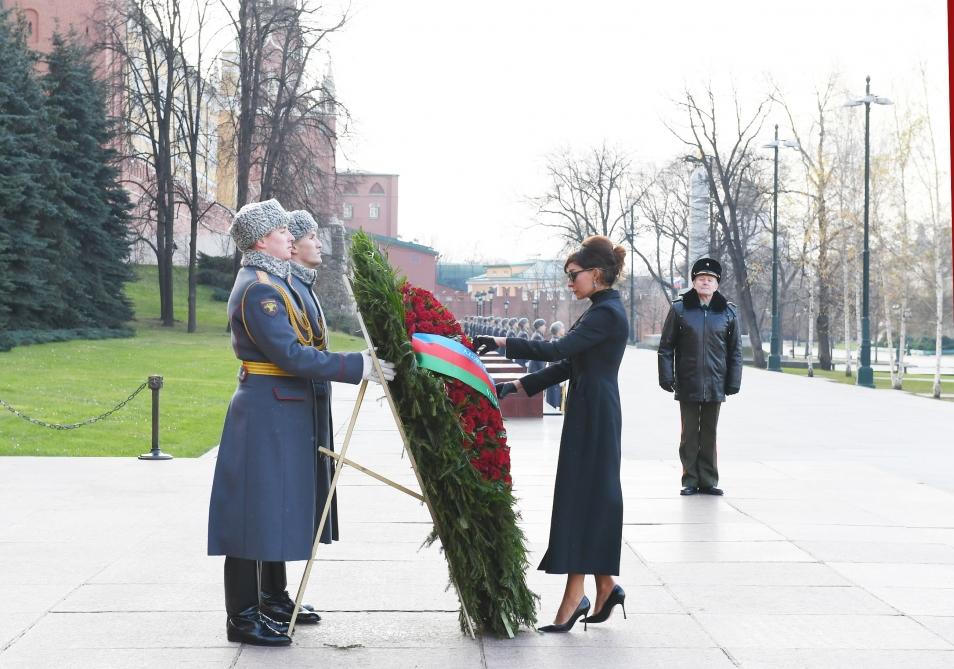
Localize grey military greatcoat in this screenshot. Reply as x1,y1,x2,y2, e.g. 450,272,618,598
208,266,363,562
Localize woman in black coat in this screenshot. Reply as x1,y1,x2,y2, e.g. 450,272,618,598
475,235,629,633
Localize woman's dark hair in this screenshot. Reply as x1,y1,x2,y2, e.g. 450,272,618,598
564,235,627,286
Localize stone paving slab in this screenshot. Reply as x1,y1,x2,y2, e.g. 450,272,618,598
1,347,953,667
236,646,484,668
0,648,240,669
697,613,952,649
667,584,896,615
726,648,954,668
481,646,738,668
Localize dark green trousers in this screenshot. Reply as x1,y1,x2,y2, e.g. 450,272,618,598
678,401,721,488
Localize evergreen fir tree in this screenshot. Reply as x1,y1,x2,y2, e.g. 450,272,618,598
43,32,133,328
0,10,54,331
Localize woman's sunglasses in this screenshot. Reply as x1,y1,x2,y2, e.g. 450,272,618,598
565,268,594,282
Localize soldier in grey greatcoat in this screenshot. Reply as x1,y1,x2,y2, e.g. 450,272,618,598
207,199,395,647
287,210,339,543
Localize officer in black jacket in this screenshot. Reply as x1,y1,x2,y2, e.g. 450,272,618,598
657,258,742,496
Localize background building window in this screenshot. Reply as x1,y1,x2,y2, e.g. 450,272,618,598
369,203,380,219
342,202,353,219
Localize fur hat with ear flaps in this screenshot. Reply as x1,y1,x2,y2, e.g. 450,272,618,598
229,199,290,251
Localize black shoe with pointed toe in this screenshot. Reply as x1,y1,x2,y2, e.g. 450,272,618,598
261,590,322,625
582,585,627,624
226,606,292,646
538,596,590,633
680,486,698,496
260,612,289,634
700,486,724,495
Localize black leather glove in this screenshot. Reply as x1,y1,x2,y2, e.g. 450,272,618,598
474,336,498,355
495,382,517,399
659,381,674,393
725,387,739,396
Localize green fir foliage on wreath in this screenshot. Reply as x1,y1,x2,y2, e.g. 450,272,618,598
350,231,538,637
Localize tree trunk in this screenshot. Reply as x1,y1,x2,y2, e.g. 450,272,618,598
807,277,815,377
726,243,765,368
842,239,853,376
933,223,944,398
881,274,896,388
896,298,907,389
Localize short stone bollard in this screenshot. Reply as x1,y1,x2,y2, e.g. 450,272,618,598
138,375,173,460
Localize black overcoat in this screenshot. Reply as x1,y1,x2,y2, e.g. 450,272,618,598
657,289,742,402
208,266,362,562
504,289,628,575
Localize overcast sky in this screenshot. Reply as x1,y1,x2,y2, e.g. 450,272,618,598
325,0,950,262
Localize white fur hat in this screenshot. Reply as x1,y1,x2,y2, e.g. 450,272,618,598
229,199,290,251
288,210,318,241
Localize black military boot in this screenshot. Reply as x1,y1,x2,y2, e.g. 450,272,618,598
261,590,322,625
226,605,292,646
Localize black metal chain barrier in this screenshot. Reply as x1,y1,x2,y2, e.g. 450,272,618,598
0,381,150,430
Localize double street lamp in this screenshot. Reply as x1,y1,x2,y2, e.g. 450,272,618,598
762,125,799,372
845,76,892,388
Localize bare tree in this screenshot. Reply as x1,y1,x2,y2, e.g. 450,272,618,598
217,0,346,212
631,160,690,301
172,0,225,332
831,100,863,377
885,104,923,387
777,76,841,370
915,69,951,399
671,86,772,368
533,144,644,246
100,0,185,326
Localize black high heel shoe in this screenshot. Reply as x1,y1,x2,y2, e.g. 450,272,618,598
538,595,590,633
582,585,626,624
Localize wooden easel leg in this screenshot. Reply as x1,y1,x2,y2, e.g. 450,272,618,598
288,379,368,637
318,447,424,502
346,300,478,638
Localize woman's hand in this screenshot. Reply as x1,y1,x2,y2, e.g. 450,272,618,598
474,336,498,354
495,382,517,399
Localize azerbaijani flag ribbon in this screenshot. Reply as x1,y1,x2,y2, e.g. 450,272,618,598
411,333,499,408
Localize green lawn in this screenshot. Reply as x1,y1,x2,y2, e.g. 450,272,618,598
780,366,954,399
0,266,364,457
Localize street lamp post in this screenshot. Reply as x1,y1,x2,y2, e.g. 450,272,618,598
762,125,799,371
504,299,510,317
532,296,539,319
624,209,638,344
845,76,892,388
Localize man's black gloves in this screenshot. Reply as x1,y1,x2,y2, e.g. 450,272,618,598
474,336,498,355
495,382,517,399
725,386,739,396
659,381,674,393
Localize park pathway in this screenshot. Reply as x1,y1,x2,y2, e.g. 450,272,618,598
0,347,952,667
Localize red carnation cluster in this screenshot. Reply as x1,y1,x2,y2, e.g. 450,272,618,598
401,283,511,486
